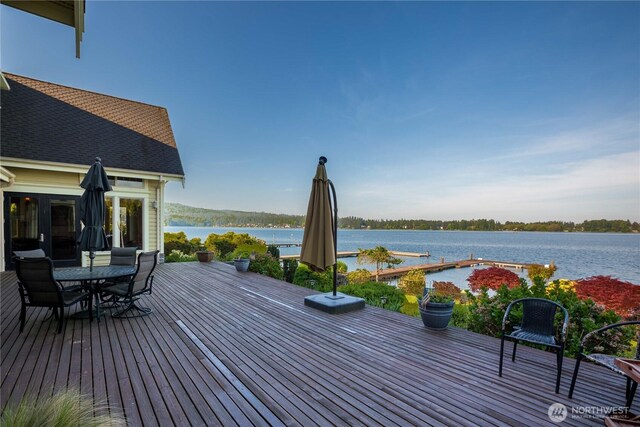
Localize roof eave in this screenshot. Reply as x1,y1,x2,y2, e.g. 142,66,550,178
0,157,185,182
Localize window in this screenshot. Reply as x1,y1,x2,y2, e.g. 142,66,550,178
107,176,144,189
120,199,143,249
105,198,143,249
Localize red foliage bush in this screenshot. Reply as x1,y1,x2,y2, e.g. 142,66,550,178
467,267,521,292
574,276,640,319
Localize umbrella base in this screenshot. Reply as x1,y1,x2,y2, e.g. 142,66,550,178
304,292,365,314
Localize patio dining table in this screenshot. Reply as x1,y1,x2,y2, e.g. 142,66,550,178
54,265,136,320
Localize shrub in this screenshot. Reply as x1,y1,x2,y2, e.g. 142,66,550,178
248,253,283,280
1,389,125,426
204,232,265,260
164,232,199,255
346,269,371,285
293,263,332,291
465,277,632,358
397,269,425,296
232,243,267,260
574,276,640,319
433,281,463,301
528,263,557,282
467,267,520,292
165,250,197,263
336,261,348,273
267,245,280,259
340,281,405,312
282,259,298,283
400,294,420,317
451,303,471,329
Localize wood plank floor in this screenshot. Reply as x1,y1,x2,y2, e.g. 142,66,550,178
1,262,637,426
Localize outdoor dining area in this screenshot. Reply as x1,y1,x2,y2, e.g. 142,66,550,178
1,259,638,426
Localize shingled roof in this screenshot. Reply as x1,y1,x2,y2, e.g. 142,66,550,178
1,73,184,177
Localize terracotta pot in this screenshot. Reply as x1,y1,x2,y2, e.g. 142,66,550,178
196,251,214,262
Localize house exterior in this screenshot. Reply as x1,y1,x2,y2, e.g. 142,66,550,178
0,73,184,271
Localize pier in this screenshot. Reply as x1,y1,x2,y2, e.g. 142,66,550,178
372,258,536,280
280,250,430,260
270,242,302,248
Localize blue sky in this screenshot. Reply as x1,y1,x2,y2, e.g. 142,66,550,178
2,2,639,222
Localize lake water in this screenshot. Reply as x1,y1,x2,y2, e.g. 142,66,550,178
165,226,640,288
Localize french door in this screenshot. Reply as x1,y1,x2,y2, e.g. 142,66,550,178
4,192,81,270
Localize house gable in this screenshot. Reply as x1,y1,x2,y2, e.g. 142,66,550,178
1,73,184,177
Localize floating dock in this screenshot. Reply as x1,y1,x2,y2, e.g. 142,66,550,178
373,259,536,280
280,250,430,260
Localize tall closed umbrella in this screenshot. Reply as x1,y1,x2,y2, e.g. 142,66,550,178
301,156,364,313
77,157,112,271
300,157,336,273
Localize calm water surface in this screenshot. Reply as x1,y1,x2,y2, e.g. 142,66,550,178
166,227,640,287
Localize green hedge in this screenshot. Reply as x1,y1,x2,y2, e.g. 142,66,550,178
339,282,405,312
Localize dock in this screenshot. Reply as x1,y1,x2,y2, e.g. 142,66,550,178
373,258,536,280
280,250,430,260
270,242,302,248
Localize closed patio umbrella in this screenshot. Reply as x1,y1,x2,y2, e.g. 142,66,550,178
300,156,337,278
301,156,364,314
77,157,112,271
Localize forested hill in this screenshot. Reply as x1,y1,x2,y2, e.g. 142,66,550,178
164,203,639,232
164,203,305,227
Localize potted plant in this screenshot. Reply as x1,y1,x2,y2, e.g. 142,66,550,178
418,282,459,330
196,246,214,262
233,250,251,272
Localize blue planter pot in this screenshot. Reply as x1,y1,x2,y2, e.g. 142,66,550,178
234,259,250,272
419,301,454,330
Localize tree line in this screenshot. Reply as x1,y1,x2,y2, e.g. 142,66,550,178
165,203,638,233
338,217,639,232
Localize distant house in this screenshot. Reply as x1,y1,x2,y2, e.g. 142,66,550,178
0,73,185,270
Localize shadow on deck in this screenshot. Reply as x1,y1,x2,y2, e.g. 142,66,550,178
1,262,637,426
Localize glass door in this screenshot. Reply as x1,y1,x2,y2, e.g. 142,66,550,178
4,193,81,270
49,199,79,264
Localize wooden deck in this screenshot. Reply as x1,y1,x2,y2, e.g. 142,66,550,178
1,262,637,426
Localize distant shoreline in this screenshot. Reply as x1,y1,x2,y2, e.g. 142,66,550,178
165,202,639,233
165,224,639,234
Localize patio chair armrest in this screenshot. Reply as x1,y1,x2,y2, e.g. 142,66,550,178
148,275,154,295
581,321,640,346
502,299,522,331
559,306,569,342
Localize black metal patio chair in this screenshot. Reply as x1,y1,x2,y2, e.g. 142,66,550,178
109,247,138,267
101,250,158,318
568,321,639,407
499,298,569,393
98,247,138,308
14,257,92,333
13,249,46,258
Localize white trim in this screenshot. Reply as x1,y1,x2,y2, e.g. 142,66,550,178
112,196,120,248
0,166,16,184
7,184,83,196
143,196,149,251
0,158,184,182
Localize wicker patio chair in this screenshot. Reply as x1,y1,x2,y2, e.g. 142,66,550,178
499,298,569,393
568,321,639,407
101,250,158,318
14,257,92,333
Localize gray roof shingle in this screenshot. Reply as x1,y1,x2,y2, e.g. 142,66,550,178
1,73,184,176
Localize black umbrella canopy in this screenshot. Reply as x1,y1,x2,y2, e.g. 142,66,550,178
77,157,112,269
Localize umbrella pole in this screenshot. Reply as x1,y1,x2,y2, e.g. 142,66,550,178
328,179,338,297
89,250,95,271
